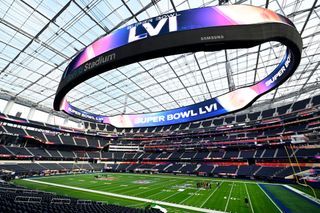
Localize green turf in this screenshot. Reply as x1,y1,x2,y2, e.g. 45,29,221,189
261,184,320,213
247,184,280,213
12,173,320,213
290,184,320,198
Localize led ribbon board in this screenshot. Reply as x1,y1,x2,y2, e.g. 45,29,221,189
54,5,302,128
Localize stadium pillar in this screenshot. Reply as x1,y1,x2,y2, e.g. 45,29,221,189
64,117,68,125
3,99,14,115
47,113,54,124
27,107,36,120
224,51,235,92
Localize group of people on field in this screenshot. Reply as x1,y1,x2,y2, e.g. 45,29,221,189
196,181,223,189
196,181,212,189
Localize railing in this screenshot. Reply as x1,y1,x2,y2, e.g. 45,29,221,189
50,198,71,204
14,196,42,203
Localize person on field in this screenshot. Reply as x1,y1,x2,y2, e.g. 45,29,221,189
244,197,249,205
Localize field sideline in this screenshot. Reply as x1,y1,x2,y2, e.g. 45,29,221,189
13,173,320,213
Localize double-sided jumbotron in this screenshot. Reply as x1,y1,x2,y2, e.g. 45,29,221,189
54,5,302,128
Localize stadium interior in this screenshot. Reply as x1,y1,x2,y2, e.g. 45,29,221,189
0,0,320,213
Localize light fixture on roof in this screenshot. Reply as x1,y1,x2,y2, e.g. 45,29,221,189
219,0,229,5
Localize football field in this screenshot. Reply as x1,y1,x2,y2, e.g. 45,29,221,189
13,173,320,213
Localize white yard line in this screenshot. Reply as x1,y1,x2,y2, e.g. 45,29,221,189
257,184,283,213
162,189,184,201
24,179,226,213
179,188,201,204
200,182,224,208
224,182,234,212
144,189,165,199
112,179,175,194
283,185,320,205
133,179,177,196
244,183,254,213
145,179,190,200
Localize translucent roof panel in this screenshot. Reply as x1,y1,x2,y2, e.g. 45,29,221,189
0,0,319,118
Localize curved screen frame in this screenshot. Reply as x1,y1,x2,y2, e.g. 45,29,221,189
54,5,302,128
